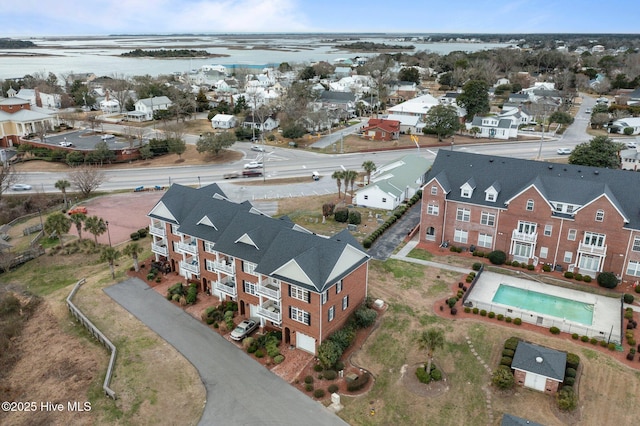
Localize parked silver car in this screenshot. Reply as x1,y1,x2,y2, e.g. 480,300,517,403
230,319,258,341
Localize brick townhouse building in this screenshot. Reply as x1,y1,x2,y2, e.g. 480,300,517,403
148,183,370,354
420,150,640,283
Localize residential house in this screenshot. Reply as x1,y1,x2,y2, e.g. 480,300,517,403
317,91,357,118
0,96,59,148
211,114,237,129
387,93,439,120
608,117,640,135
420,150,640,283
243,114,279,132
507,93,530,105
511,341,566,394
625,88,640,106
126,96,173,122
382,113,424,134
355,154,431,210
147,184,370,354
99,93,120,114
360,118,400,141
438,92,460,106
620,146,640,171
16,88,61,109
467,114,519,140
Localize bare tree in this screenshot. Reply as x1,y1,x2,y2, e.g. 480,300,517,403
103,73,131,113
67,165,107,197
0,164,18,201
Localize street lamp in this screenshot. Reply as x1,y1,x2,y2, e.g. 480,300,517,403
105,220,112,247
198,176,201,188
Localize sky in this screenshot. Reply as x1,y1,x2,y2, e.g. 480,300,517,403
2,0,638,36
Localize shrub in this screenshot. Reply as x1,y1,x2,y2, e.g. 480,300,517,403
323,370,337,380
450,307,457,315
318,340,342,370
624,309,634,320
347,372,370,391
511,260,520,267
502,349,515,357
247,342,257,353
172,293,181,302
335,360,345,371
492,366,515,390
505,317,512,323
348,211,361,225
416,366,431,384
487,250,507,265
550,326,561,335
513,318,522,325
354,307,377,328
500,356,513,367
480,309,487,317
447,298,457,308
556,387,577,411
497,314,504,321
566,353,580,369
624,293,635,304
472,262,482,271
334,207,349,223
527,264,535,271
254,348,265,358
564,271,574,279
329,327,356,352
570,333,579,340
504,337,520,350
565,367,577,378
464,307,471,313
581,335,589,342
130,231,140,240
597,271,619,289
589,338,598,345
147,272,156,281
542,264,552,272
304,375,314,384
472,307,479,314
305,383,314,392
564,376,576,386
313,389,326,398
273,354,285,364
431,368,443,381
583,275,592,283
575,273,584,281
635,285,640,294
488,312,495,319
328,384,339,393
313,364,323,372
186,283,198,304
608,342,616,351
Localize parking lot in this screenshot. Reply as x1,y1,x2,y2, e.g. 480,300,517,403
43,130,136,150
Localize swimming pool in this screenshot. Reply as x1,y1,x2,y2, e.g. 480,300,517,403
492,284,594,326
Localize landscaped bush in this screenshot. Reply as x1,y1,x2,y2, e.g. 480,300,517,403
186,283,198,304
527,264,535,271
305,383,313,392
564,271,574,279
464,307,471,313
504,337,520,350
329,327,356,352
597,271,619,289
624,293,635,304
447,297,457,308
488,312,495,319
273,354,285,364
564,376,576,386
624,308,634,320
348,211,362,225
430,368,442,381
581,335,589,342
635,285,640,294
487,250,507,265
502,349,515,357
328,384,339,393
323,370,337,380
472,307,479,314
565,367,577,378
313,389,326,398
497,314,504,321
500,356,513,367
542,264,552,272
583,275,592,283
511,260,520,267
334,208,349,223
304,375,314,384
556,387,578,411
589,338,598,345
335,360,345,371
416,366,431,384
347,372,370,391
472,262,482,271
354,306,377,328
492,365,515,390
450,307,457,315
480,309,487,317
608,342,616,351
513,318,522,325
505,317,512,323
566,353,580,369
313,364,323,372
254,348,265,358
550,326,561,335
130,231,141,240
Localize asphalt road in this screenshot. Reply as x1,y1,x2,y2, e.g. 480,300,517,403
105,278,347,426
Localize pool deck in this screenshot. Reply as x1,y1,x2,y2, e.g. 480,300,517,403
467,271,622,342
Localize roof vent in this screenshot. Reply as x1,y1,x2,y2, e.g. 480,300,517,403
548,165,553,169
594,170,599,175
489,159,494,162
577,170,581,173
563,168,567,171
536,356,544,364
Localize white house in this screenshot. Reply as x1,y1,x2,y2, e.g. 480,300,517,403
243,114,279,132
382,113,424,134
99,98,120,114
467,112,521,140
126,96,173,122
211,114,237,129
609,117,640,135
355,155,431,210
387,94,439,120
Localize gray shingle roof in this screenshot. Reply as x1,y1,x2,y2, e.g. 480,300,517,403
426,151,639,229
148,184,368,292
511,341,566,381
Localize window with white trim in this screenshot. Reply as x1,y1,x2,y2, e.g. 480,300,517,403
564,251,573,263
342,295,349,310
477,233,492,248
242,261,257,274
204,241,216,253
480,211,495,226
539,246,548,259
633,237,640,252
427,204,439,216
485,192,496,202
461,188,472,198
171,224,180,235
290,286,310,302
544,224,552,237
595,209,604,222
205,259,216,273
567,229,577,241
583,232,605,247
336,280,343,294
456,208,470,222
555,203,563,212
291,307,310,325
321,290,328,305
627,261,640,277
526,199,534,211
243,280,257,296
454,229,468,244
430,186,437,195
328,306,335,322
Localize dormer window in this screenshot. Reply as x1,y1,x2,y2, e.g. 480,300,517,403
460,178,476,199
461,188,472,198
486,192,496,202
485,182,500,203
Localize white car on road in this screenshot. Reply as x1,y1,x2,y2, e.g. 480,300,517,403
557,148,572,155
11,184,32,191
59,141,73,147
244,161,263,169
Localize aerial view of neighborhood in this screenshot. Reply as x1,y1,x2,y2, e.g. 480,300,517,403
1,4,640,425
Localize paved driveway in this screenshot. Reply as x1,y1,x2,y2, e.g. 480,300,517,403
105,278,347,426
366,203,421,260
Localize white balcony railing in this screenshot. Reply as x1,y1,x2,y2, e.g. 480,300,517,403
215,277,237,297
176,239,198,255
257,303,281,323
149,224,166,237
578,242,607,256
257,283,281,300
512,229,537,243
151,243,168,256
213,260,235,274
180,257,200,274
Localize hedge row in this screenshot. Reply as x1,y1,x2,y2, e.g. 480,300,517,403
362,191,421,248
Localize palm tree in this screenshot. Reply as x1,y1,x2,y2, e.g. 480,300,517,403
331,170,345,199
123,242,144,272
55,179,71,209
69,212,86,240
100,246,121,279
417,328,445,375
344,169,359,201
362,160,377,185
44,212,72,248
84,216,107,245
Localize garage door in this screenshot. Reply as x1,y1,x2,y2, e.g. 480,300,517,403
296,332,316,354
524,372,546,391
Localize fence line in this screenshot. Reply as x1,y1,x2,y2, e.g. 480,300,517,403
66,278,117,399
